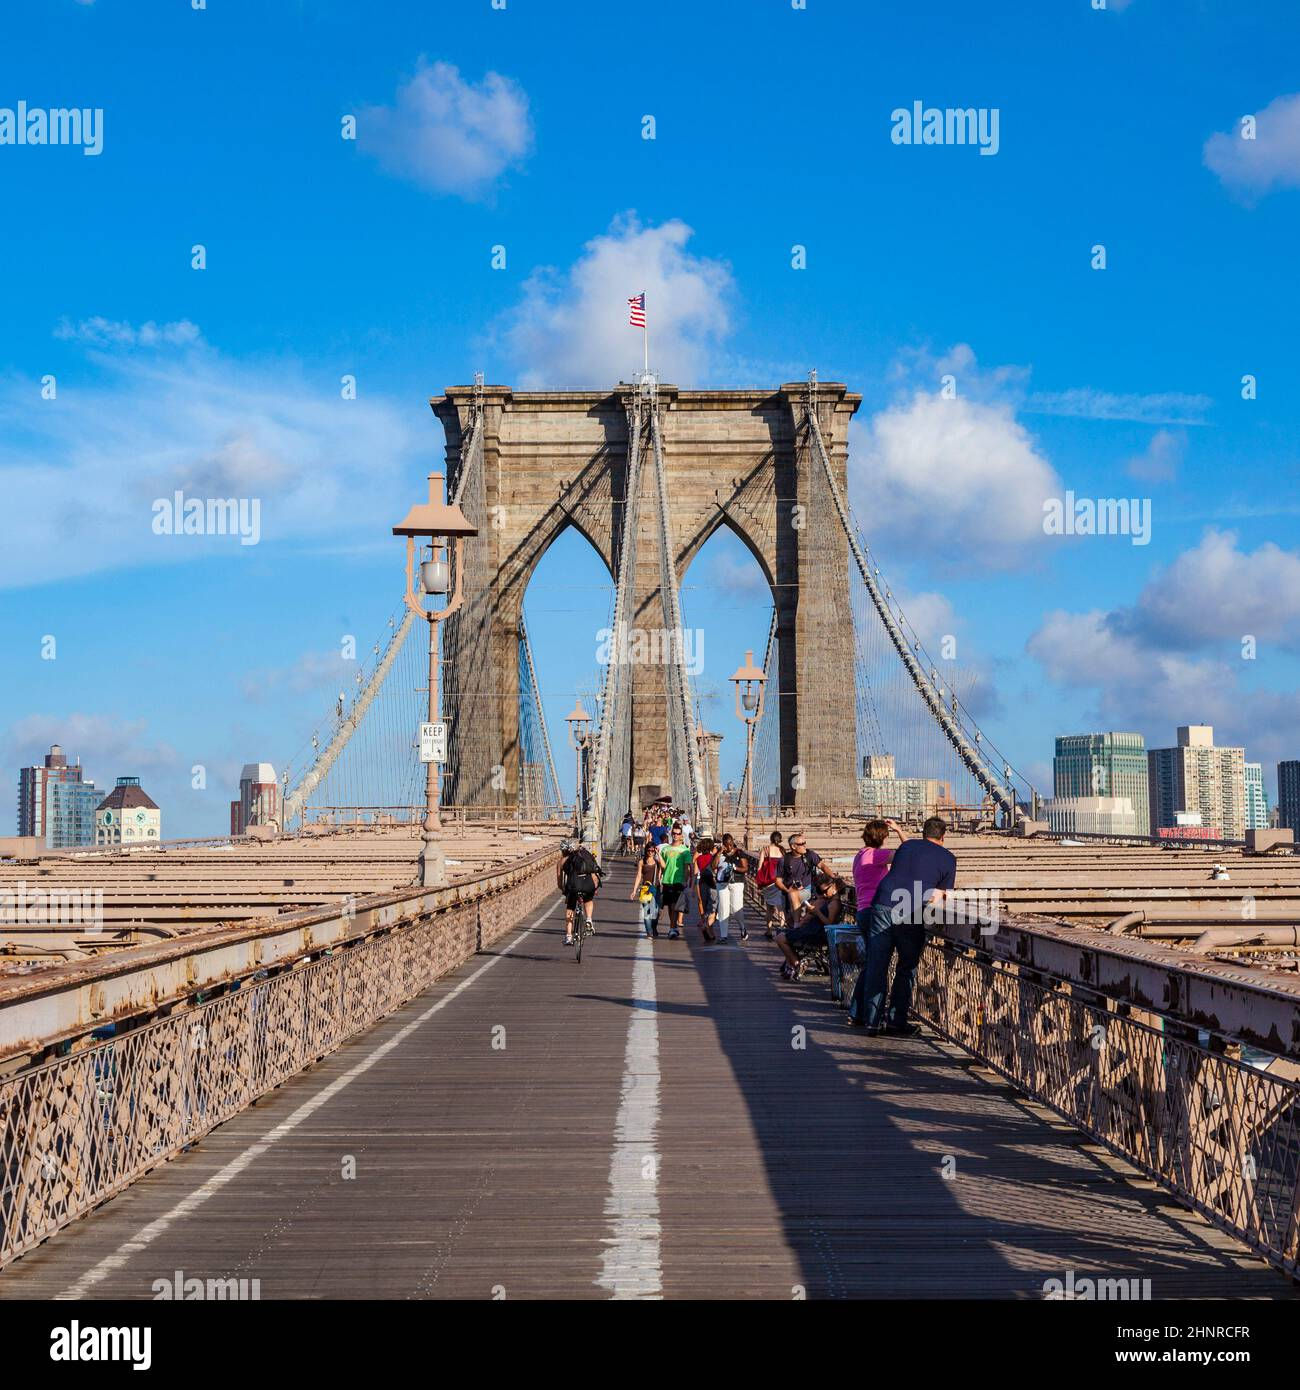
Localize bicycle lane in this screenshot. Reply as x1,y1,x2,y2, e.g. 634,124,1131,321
2,875,648,1300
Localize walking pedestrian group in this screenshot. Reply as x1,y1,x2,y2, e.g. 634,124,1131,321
560,800,960,1040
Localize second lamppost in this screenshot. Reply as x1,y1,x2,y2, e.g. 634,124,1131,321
565,701,592,838
729,649,766,851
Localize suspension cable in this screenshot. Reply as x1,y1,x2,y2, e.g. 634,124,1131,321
803,393,1027,818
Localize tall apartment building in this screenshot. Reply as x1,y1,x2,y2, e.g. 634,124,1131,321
95,776,161,847
16,744,100,848
1147,725,1245,840
1053,732,1149,836
1278,761,1300,833
1244,762,1269,831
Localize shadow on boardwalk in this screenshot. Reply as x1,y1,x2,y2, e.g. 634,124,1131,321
672,888,1290,1300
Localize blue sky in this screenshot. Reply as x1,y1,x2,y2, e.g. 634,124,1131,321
2,0,1299,835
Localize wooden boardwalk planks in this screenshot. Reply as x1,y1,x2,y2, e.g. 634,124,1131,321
1,862,1291,1300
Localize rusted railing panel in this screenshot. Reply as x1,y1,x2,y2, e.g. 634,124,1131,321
0,854,553,1269
914,938,1300,1277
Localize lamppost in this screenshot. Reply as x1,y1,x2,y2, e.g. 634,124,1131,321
392,471,478,887
729,649,766,851
565,700,592,838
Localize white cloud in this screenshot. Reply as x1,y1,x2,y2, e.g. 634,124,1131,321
1028,607,1300,766
500,214,732,387
242,649,356,703
0,322,425,588
703,546,769,600
359,60,532,200
1024,388,1211,425
1204,92,1300,197
886,346,1210,430
1,713,179,793
1029,608,1210,698
890,586,960,651
55,317,202,348
1125,427,1184,483
887,341,1031,401
1028,537,1300,769
1115,528,1300,651
850,390,1061,568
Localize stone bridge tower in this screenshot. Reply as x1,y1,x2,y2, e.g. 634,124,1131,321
431,382,861,815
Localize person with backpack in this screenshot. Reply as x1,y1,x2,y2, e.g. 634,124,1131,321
754,830,786,939
557,838,603,946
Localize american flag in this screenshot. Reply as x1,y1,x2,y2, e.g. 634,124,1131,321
628,292,646,328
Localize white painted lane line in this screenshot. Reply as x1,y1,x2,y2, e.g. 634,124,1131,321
596,933,662,1299
56,900,560,1300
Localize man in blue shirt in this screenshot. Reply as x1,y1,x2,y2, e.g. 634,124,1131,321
848,816,956,1035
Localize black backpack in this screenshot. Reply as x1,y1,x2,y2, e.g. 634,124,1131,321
564,848,601,896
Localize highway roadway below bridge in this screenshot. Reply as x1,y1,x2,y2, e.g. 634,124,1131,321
1,858,1291,1301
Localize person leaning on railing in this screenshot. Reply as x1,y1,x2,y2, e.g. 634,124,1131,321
852,817,906,913
847,815,955,1036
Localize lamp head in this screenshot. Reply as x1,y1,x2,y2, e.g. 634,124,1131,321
392,473,479,539
728,649,766,687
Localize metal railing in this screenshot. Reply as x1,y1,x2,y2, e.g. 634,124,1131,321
914,936,1300,1278
743,872,1300,1277
0,849,556,1269
298,805,570,828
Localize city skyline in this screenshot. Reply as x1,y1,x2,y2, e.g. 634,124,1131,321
14,719,1293,844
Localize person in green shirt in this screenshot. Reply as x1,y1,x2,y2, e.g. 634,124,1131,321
656,824,693,940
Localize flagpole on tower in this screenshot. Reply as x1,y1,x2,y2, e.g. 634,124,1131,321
628,291,650,385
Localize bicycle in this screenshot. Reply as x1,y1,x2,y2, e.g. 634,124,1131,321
572,909,593,963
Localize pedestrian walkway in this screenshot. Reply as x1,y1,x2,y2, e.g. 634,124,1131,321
2,864,1290,1300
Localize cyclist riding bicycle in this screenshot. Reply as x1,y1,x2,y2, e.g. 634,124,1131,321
557,838,603,946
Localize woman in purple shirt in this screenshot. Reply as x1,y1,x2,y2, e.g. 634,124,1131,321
852,818,906,918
